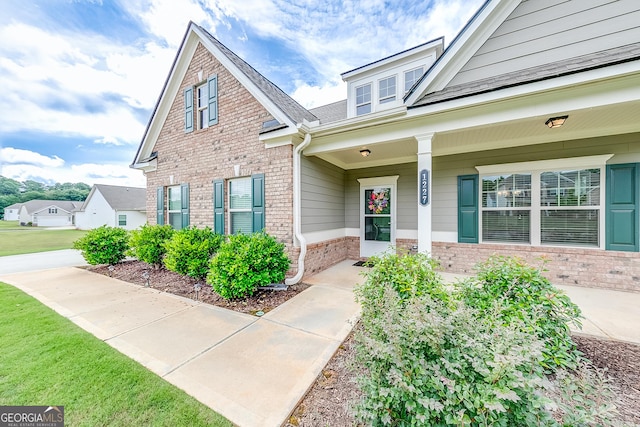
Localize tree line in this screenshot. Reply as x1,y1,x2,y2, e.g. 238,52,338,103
0,176,91,219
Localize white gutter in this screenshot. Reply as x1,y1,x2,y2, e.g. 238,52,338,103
285,131,312,285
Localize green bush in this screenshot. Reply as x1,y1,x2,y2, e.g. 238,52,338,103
354,281,554,426
163,226,222,279
459,256,582,371
128,224,174,268
362,250,449,304
207,232,290,299
73,225,129,265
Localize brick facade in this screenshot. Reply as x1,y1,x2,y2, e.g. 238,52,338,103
144,42,295,257
432,242,640,292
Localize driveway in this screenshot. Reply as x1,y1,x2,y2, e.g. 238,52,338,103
0,249,88,275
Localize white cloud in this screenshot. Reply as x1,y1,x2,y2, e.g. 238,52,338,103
291,79,346,109
1,162,146,188
0,22,175,145
0,147,65,168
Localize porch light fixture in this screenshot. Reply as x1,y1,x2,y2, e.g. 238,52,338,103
360,148,371,157
545,115,568,128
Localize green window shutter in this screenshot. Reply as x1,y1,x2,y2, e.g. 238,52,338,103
181,183,190,229
207,75,218,126
606,163,639,251
213,179,224,235
251,173,265,232
457,174,478,243
184,87,194,133
156,187,164,225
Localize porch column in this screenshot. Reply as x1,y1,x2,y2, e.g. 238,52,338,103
416,133,434,255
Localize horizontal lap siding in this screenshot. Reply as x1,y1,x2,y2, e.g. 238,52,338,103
301,156,345,233
345,163,417,230
432,132,640,234
450,0,640,86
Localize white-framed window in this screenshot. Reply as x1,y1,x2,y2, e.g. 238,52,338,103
356,83,372,115
482,174,532,243
167,185,183,229
118,214,127,226
228,178,252,234
477,156,608,248
378,76,396,104
197,82,209,130
404,67,423,93
48,208,57,214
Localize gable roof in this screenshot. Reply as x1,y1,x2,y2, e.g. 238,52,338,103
4,203,22,210
82,184,146,212
406,0,640,107
413,41,640,107
21,200,81,215
132,22,316,168
195,24,317,125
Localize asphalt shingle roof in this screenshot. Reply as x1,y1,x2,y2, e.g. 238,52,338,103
93,184,146,211
197,24,317,125
309,100,348,125
21,200,82,214
413,42,640,107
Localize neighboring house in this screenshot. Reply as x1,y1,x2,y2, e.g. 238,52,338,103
75,184,146,230
18,200,81,227
3,203,22,221
132,0,640,291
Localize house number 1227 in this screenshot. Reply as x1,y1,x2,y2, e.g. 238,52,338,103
420,169,429,206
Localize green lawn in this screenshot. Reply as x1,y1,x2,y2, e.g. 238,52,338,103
0,282,233,427
0,222,88,256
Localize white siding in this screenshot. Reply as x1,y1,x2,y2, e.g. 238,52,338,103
116,210,147,230
76,190,114,229
449,0,640,86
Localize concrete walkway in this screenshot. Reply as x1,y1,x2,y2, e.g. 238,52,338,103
1,258,638,427
0,260,365,427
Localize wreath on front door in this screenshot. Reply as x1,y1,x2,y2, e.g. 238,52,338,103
368,189,389,214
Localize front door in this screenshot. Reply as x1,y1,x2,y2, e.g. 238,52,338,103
359,176,397,257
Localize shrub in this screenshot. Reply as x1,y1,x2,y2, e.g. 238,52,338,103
163,226,222,279
128,224,174,268
459,256,583,371
73,225,129,265
354,281,554,426
362,250,448,304
208,232,290,299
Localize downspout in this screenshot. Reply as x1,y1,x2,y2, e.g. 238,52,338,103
285,131,312,285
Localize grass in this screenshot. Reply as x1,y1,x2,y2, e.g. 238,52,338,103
0,282,233,427
0,221,88,256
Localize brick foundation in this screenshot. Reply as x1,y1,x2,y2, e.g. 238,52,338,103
301,237,349,279
432,242,640,293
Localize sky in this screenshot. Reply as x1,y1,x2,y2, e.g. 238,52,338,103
0,0,485,188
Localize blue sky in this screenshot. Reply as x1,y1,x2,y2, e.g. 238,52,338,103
0,0,484,187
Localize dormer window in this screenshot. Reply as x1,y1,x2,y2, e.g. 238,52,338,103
404,67,423,93
379,76,396,104
356,83,372,115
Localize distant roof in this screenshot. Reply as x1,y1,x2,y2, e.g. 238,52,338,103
309,100,348,125
4,203,23,210
413,42,640,107
21,200,82,214
93,184,146,211
196,24,318,126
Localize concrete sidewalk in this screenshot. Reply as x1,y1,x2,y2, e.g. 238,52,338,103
1,258,638,427
0,262,364,427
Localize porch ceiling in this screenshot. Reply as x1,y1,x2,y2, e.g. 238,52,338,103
307,99,640,170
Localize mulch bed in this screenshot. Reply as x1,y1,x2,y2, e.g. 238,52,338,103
86,260,309,315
